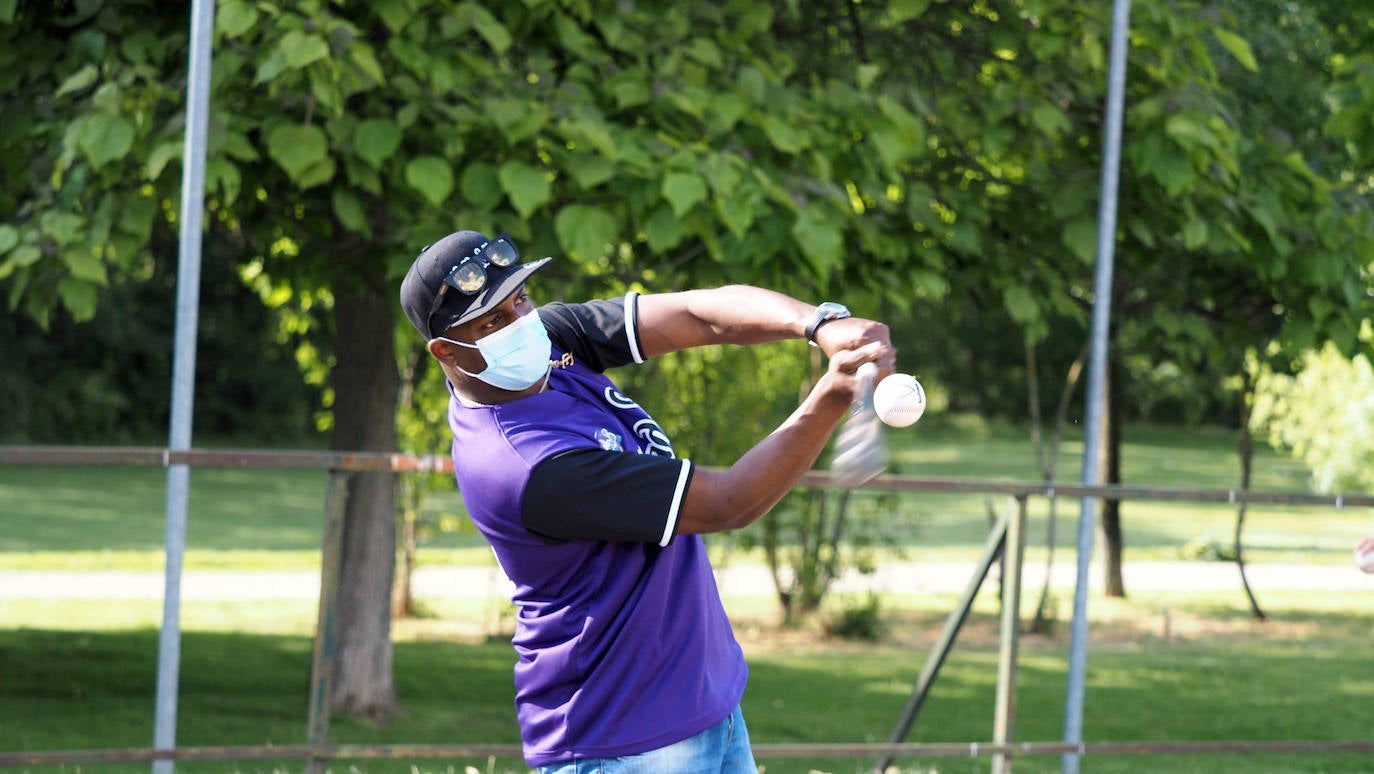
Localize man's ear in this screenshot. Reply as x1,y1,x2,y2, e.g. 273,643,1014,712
427,337,454,360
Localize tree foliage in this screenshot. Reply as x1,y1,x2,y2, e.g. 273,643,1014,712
5,2,1370,400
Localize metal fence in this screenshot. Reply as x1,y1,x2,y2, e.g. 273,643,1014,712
2,444,1371,773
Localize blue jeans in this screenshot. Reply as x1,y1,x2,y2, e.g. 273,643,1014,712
536,705,756,774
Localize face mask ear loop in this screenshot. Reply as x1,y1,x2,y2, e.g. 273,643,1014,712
455,362,485,380
435,336,479,350
434,336,483,378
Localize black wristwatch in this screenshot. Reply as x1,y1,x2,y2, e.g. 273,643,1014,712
805,302,851,346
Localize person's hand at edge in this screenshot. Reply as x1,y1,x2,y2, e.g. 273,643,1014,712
1355,537,1374,574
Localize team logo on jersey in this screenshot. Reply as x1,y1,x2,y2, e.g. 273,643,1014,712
604,387,640,411
604,386,675,458
633,418,675,458
594,427,623,452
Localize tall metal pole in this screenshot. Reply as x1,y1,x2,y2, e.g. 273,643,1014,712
153,3,215,772
1062,1,1131,772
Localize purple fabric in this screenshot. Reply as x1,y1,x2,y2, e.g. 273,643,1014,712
449,345,747,766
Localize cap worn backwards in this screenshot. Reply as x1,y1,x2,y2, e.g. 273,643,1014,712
399,230,551,340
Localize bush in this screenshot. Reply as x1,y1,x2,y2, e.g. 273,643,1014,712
825,593,886,642
1179,533,1236,562
1251,343,1374,493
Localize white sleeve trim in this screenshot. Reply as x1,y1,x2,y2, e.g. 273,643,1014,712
624,291,645,364
659,459,691,546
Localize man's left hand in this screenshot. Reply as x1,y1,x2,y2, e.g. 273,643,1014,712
813,316,894,361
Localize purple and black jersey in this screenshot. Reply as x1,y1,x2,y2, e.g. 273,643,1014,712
447,292,748,766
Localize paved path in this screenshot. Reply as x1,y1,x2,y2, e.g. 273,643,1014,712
2,561,1370,601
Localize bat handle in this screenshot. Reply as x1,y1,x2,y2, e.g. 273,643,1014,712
857,361,878,385
855,362,878,411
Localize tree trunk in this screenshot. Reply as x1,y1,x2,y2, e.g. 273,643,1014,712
762,511,794,621
1234,371,1267,621
392,484,417,619
329,281,400,721
391,349,423,620
1029,341,1087,634
812,488,845,611
1100,353,1125,597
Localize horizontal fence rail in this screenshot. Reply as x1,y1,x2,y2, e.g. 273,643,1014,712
2,445,1370,508
3,740,1374,768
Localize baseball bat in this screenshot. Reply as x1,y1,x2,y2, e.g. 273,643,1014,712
830,362,887,487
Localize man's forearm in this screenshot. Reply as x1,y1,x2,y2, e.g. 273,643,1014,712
684,285,817,344
637,285,818,356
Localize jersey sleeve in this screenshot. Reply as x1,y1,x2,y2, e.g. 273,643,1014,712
521,448,693,546
539,292,645,372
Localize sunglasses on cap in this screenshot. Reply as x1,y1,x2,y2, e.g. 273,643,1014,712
425,233,520,324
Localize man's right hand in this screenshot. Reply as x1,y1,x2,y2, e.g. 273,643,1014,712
814,340,896,411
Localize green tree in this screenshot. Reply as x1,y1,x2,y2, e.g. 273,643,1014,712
840,0,1374,597
1251,0,1374,498
0,0,936,715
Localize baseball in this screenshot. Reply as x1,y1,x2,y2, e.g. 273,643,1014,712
873,373,926,427
1357,551,1374,574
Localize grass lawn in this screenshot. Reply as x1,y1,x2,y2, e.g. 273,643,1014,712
1,591,1372,774
3,420,1373,772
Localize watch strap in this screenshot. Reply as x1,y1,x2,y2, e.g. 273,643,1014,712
805,302,851,345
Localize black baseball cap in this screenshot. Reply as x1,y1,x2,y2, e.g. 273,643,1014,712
399,230,551,339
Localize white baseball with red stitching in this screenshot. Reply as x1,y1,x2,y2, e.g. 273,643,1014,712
873,374,926,428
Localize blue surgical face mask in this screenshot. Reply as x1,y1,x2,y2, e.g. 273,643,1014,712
440,309,552,392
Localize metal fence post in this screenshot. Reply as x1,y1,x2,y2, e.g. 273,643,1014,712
992,495,1029,774
876,509,1010,773
306,470,349,773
